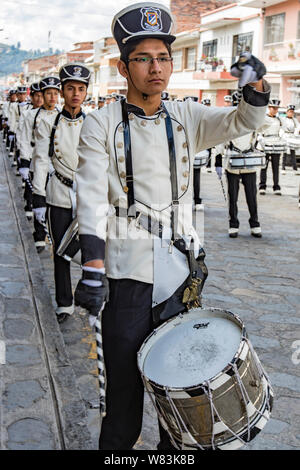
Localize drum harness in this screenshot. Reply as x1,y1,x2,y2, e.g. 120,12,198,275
115,98,208,310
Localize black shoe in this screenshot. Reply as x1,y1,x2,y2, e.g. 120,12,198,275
56,312,70,324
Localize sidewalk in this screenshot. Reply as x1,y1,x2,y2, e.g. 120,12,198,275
0,142,93,450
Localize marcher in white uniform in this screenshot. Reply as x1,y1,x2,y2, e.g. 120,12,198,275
281,104,300,175
19,82,44,220
258,99,283,195
9,86,28,167
74,2,270,450
31,76,61,252
32,63,90,323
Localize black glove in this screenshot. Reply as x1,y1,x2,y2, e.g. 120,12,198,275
74,270,109,316
231,52,266,87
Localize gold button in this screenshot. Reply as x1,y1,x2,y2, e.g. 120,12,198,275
117,142,123,149
118,157,125,163
183,171,189,177
141,120,147,127
182,156,188,163
183,142,188,148
79,119,83,123
177,125,183,132
123,186,129,193
181,185,187,191
161,112,167,119
74,122,78,126
118,125,124,132
120,171,126,178
68,123,72,126
155,118,160,125
129,113,134,120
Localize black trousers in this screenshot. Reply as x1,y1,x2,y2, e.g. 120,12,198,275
282,150,297,171
193,168,202,204
33,216,47,243
259,153,280,191
99,278,176,450
48,205,73,308
226,170,260,229
23,172,33,212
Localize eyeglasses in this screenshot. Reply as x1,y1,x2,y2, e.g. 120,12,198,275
128,57,173,66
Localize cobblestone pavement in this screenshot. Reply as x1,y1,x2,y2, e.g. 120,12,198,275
1,137,300,450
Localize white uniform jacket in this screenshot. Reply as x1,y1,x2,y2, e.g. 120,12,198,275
32,108,84,209
19,107,46,164
281,116,299,141
76,82,270,284
9,102,28,135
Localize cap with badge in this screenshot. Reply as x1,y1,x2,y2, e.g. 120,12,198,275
287,104,295,111
161,91,169,100
201,98,211,106
224,95,233,103
268,98,280,107
17,86,27,94
30,82,41,94
59,62,91,85
9,89,17,96
39,76,61,92
111,2,176,53
98,96,106,103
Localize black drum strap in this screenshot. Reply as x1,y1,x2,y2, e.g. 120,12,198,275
121,99,136,218
48,112,62,157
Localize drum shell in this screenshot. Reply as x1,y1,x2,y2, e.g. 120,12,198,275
228,151,266,170
264,137,286,153
194,150,209,168
138,308,273,450
286,135,300,150
56,218,81,264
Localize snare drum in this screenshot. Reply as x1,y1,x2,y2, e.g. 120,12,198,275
286,134,300,151
194,150,209,168
138,307,273,450
56,217,81,264
228,150,266,170
264,136,286,154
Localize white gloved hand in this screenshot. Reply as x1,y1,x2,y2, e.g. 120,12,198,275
231,52,266,88
33,206,46,224
216,167,223,179
19,167,29,180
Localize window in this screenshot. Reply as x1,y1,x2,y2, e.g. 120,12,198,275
232,32,253,63
172,49,183,71
202,40,217,59
264,13,285,45
186,47,196,70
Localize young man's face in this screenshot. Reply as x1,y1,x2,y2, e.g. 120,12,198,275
268,106,278,116
119,38,173,97
32,91,44,108
43,88,59,108
10,94,17,102
61,81,87,109
17,92,27,102
287,109,294,118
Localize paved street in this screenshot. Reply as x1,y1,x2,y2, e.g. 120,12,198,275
0,140,299,450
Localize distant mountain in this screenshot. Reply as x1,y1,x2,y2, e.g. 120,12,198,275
0,43,63,77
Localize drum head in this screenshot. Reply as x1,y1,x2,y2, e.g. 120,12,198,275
140,308,243,388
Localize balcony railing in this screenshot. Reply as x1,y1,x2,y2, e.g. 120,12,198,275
263,39,300,63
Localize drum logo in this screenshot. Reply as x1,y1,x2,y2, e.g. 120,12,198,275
141,7,162,32
193,322,209,330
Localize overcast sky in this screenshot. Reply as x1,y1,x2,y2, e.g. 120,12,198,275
0,0,171,51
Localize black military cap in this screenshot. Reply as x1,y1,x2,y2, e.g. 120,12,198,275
111,2,176,53
269,98,280,107
30,82,41,94
287,104,295,111
183,96,198,102
9,89,17,96
161,91,169,100
39,76,61,91
201,98,211,106
17,86,27,93
98,96,106,103
59,62,91,85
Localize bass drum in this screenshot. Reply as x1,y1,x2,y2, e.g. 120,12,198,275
138,307,273,450
56,217,81,264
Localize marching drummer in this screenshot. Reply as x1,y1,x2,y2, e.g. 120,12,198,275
216,91,262,238
30,76,61,253
258,99,283,195
73,1,270,450
281,104,300,175
32,63,90,324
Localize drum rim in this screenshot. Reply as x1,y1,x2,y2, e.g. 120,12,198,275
137,307,247,392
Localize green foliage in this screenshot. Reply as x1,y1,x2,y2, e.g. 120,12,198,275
0,43,63,76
